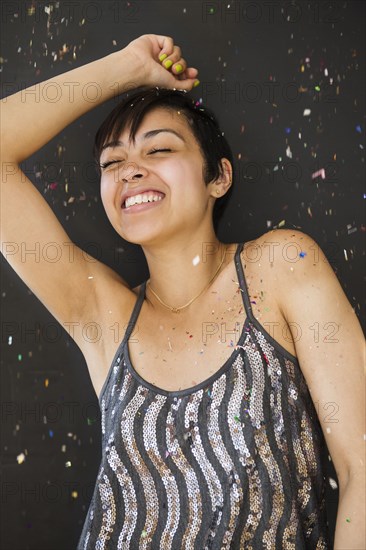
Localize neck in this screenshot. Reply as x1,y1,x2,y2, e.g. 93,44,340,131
141,232,233,313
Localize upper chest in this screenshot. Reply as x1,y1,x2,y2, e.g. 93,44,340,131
82,248,297,397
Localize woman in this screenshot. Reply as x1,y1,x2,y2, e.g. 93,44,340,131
1,34,365,549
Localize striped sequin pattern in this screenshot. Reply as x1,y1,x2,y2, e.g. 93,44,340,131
77,321,329,549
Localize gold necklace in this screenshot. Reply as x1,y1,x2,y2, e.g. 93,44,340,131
147,245,227,313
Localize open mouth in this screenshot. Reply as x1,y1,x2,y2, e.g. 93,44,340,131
122,191,165,211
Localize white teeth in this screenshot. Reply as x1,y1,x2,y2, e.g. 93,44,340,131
125,193,163,208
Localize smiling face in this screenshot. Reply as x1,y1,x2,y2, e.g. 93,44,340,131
99,107,222,246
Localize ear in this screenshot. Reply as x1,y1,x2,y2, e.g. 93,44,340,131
209,158,233,198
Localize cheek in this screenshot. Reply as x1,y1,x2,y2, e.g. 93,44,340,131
162,160,205,199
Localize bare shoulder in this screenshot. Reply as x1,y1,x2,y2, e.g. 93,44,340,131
247,227,340,310
244,227,324,278
249,227,318,257
236,230,314,359
239,227,314,296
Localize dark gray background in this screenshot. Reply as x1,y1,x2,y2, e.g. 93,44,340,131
1,1,365,548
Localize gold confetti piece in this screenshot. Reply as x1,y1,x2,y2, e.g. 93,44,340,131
17,452,26,464
44,378,49,388
71,491,78,499
65,461,72,468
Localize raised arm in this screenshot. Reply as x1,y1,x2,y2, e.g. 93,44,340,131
0,35,199,346
1,34,199,162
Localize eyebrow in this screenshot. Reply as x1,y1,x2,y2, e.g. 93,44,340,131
101,129,186,151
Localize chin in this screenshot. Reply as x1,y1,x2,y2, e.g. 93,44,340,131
116,226,162,247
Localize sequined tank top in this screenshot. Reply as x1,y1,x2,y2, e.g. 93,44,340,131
77,242,330,549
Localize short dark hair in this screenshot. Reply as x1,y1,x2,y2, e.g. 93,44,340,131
93,87,234,232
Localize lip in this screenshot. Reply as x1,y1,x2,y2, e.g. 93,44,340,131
121,188,165,209
122,197,165,214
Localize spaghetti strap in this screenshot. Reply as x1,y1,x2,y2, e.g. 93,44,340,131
234,242,257,324
123,281,147,344
97,281,147,405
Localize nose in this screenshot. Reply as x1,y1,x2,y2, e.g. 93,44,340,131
120,161,147,183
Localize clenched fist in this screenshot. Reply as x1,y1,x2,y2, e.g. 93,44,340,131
121,34,200,90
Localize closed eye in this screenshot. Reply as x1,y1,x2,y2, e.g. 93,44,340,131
100,159,121,170
148,148,172,154
100,149,172,170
